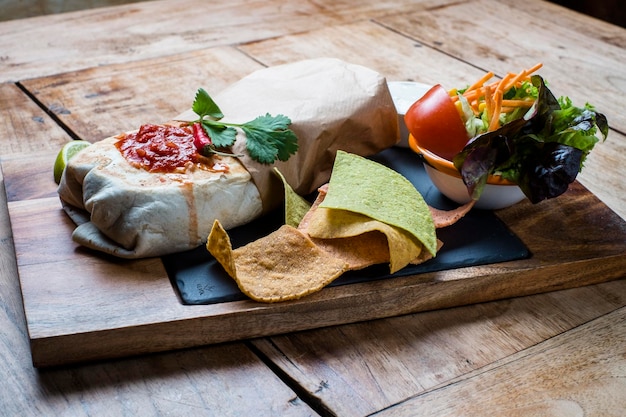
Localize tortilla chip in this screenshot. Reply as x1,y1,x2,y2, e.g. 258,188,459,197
311,232,392,271
409,239,443,265
319,151,437,256
430,200,476,228
273,167,311,227
297,185,386,269
297,183,329,232
306,206,423,274
299,182,433,272
207,220,348,302
206,220,238,278
207,154,475,303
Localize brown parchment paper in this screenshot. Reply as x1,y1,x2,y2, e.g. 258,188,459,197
177,58,399,213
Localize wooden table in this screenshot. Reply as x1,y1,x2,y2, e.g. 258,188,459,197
1,0,625,415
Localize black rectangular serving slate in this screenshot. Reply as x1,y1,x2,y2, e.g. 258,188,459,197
163,147,530,305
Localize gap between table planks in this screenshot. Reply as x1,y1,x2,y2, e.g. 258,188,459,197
2,146,625,367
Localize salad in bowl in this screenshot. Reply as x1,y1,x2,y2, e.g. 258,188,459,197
406,63,609,207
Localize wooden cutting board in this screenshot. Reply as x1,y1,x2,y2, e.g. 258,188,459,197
3,149,625,368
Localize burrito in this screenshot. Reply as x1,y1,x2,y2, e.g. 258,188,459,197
57,58,400,258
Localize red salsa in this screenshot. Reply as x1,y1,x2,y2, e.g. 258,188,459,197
115,124,204,173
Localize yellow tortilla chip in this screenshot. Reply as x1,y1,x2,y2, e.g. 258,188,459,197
298,185,388,270
305,206,423,274
409,239,443,265
311,232,391,271
207,220,348,302
206,220,237,278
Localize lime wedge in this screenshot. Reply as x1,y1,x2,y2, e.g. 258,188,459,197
53,140,91,184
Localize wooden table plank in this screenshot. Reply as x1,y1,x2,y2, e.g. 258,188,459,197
0,83,72,155
239,20,490,88
19,47,265,142
0,0,462,83
0,0,148,22
2,338,317,417
372,305,626,416
376,0,626,133
252,281,626,415
1,150,60,201
502,0,626,49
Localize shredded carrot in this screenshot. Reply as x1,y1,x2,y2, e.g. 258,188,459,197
451,87,478,102
503,70,527,91
501,99,534,107
489,88,503,131
496,73,514,95
525,62,543,75
504,63,543,90
465,71,494,93
485,73,515,130
456,89,482,103
483,85,494,123
451,63,543,102
448,63,543,131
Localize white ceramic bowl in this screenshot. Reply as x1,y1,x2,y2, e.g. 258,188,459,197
388,81,432,148
422,163,526,209
408,134,526,210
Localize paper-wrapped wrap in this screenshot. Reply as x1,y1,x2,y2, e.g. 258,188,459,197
58,58,399,258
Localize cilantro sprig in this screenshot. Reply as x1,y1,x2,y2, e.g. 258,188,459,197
190,88,298,164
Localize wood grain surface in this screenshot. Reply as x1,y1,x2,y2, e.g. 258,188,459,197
20,48,266,142
252,280,626,415
372,305,626,416
0,83,72,155
1,154,314,417
0,0,459,83
1,0,625,415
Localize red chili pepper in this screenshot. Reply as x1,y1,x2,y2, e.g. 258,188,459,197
192,122,212,155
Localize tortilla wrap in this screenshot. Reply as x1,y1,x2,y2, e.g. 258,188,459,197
57,58,399,258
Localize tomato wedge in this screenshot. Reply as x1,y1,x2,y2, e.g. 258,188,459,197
404,84,469,161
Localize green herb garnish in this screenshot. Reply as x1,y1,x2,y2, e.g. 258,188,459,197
190,88,298,164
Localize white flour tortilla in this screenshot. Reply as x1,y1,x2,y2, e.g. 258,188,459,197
59,137,261,258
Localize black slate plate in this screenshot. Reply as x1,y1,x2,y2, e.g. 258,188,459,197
163,147,530,305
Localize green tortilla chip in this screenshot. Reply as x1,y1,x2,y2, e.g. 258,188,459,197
319,151,437,255
273,167,311,227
